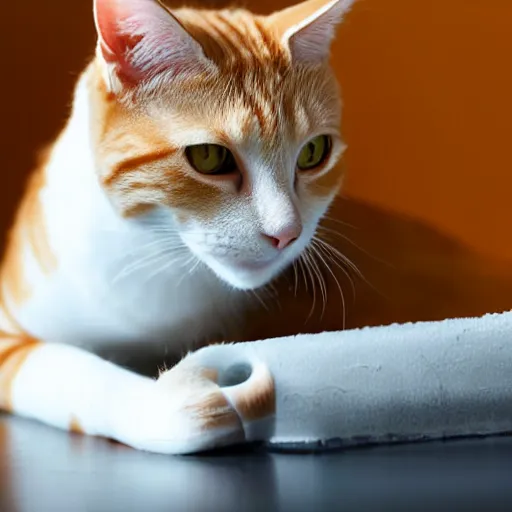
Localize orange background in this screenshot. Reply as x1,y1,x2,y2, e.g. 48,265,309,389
2,0,511,261
336,0,512,262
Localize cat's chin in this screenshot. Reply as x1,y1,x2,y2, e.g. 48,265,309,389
204,257,286,291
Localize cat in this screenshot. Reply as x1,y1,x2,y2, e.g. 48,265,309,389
0,0,355,454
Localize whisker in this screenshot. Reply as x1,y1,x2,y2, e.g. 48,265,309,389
322,215,357,230
113,244,190,282
188,257,202,277
315,234,363,277
250,289,269,311
112,249,175,284
126,237,185,256
306,245,328,319
314,237,356,300
141,253,190,286
176,255,198,287
301,250,318,323
318,226,394,270
312,240,347,329
314,236,388,301
297,255,309,293
292,261,299,297
107,235,187,271
267,282,279,299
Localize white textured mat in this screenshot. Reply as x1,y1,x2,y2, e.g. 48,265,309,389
193,311,512,449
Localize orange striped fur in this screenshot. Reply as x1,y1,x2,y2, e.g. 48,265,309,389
88,4,345,219
0,335,40,411
4,0,508,456
0,0,354,453
1,148,57,307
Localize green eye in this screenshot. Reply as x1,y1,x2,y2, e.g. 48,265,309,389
185,144,236,175
297,135,332,171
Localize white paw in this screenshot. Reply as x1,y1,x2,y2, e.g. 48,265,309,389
117,345,275,455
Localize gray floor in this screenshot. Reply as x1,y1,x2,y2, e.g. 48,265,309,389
1,414,512,511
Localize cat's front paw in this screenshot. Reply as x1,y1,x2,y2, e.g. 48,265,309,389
118,346,275,455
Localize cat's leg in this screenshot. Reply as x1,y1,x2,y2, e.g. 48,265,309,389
0,333,275,454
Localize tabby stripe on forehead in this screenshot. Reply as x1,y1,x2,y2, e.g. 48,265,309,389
252,19,280,60
102,148,177,186
207,21,240,59
215,15,262,62
252,103,268,135
243,74,280,138
251,90,280,139
237,75,277,137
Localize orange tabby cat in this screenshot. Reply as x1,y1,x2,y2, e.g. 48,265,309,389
0,0,357,453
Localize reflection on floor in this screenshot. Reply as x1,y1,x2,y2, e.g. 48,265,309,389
1,413,512,511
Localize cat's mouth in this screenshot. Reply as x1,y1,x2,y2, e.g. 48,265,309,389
200,252,287,290
230,258,277,271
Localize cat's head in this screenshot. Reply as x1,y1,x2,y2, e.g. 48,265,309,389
90,0,354,290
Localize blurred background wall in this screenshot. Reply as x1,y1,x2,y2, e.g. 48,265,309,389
1,0,511,262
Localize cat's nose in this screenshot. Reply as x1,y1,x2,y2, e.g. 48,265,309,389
263,224,302,250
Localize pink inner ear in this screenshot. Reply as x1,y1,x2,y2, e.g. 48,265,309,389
94,0,210,87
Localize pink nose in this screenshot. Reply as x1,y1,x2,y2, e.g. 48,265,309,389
263,225,302,250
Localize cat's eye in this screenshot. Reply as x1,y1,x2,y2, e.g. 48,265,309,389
185,144,236,175
297,135,332,171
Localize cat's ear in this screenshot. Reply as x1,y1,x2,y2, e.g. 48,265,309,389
93,0,213,91
269,0,355,64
